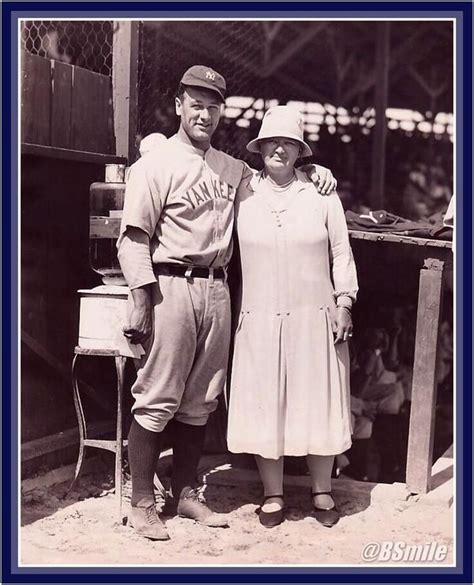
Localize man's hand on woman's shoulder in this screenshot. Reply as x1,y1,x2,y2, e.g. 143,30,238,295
299,163,338,195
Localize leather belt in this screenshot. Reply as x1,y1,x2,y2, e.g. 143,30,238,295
154,263,226,280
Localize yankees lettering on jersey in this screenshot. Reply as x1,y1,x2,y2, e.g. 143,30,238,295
182,176,236,210
118,136,246,269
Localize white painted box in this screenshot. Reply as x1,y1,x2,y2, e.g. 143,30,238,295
78,285,129,350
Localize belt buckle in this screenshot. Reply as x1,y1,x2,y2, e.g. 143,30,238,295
208,266,214,284
185,266,193,279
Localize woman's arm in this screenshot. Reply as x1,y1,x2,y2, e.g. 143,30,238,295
326,192,359,343
326,192,358,306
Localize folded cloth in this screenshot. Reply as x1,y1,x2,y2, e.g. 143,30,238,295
345,209,452,240
443,196,454,227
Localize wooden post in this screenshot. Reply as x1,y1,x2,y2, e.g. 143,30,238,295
115,356,126,520
370,21,390,209
406,258,445,494
112,21,140,162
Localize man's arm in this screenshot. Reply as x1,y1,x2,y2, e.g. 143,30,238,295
117,226,157,344
117,155,167,344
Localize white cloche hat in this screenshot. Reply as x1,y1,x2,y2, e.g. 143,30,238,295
246,105,312,158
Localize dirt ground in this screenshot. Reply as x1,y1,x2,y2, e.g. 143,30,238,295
20,455,454,567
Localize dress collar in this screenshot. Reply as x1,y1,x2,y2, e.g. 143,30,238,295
248,168,309,193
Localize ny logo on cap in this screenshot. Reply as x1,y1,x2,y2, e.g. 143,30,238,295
206,70,216,81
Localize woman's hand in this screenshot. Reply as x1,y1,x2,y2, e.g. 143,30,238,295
334,306,353,344
300,163,338,195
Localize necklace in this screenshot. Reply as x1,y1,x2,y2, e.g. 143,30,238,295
263,171,296,192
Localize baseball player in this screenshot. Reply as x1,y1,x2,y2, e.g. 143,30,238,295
117,65,337,540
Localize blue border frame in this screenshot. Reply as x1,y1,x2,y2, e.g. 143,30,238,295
2,2,472,583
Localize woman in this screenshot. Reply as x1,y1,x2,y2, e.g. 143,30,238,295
227,106,358,528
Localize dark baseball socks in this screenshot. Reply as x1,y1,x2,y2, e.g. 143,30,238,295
128,417,207,506
170,419,206,499
128,418,163,507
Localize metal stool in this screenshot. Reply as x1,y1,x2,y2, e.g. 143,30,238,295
70,346,128,519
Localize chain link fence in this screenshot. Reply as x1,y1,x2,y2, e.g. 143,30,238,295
137,21,362,169
137,21,272,168
21,20,114,76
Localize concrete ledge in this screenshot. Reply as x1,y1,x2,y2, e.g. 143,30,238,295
410,451,454,508
196,453,454,509
22,455,103,494
196,454,410,504
21,448,453,510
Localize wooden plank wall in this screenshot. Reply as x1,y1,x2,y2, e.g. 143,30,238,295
51,60,73,148
21,51,114,154
71,67,113,153
21,53,52,145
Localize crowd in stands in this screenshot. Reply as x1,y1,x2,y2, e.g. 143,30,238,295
338,295,453,484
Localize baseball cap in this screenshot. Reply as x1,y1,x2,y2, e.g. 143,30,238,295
180,65,226,102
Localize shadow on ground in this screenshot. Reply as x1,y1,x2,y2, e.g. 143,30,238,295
22,452,377,527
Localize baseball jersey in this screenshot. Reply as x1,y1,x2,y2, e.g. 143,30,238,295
117,136,248,288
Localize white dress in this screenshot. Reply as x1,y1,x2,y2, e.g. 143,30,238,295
227,170,358,459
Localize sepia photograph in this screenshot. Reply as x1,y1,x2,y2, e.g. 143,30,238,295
7,3,470,581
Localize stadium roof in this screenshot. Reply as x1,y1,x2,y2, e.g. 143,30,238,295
142,20,453,114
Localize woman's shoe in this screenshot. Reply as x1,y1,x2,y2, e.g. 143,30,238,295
311,491,340,527
258,495,284,528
